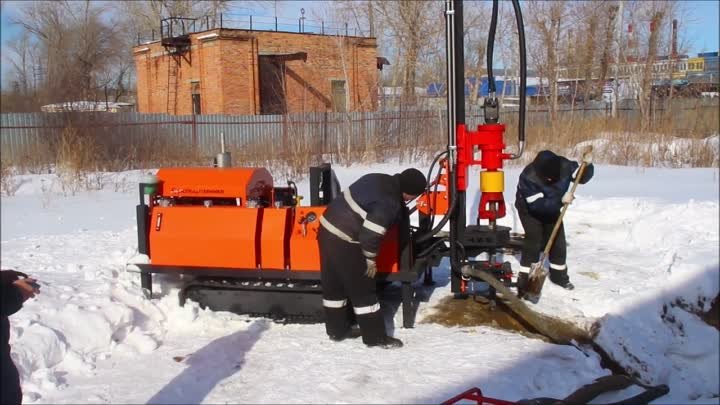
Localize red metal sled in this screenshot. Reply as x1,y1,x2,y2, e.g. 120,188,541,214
442,388,515,405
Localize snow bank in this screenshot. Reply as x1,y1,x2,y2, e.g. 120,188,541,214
1,164,718,404
572,133,719,167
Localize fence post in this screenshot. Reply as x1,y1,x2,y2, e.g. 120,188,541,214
398,107,403,149
220,13,223,29
275,17,278,31
323,111,328,155
192,113,198,153
282,113,288,158
250,15,253,30
345,23,348,36
322,21,324,35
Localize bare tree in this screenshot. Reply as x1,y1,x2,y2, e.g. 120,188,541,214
1,31,42,112
526,0,566,121
374,1,443,106
580,9,600,105
4,31,35,96
9,1,129,107
620,1,680,130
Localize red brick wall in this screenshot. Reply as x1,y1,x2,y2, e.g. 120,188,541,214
133,29,379,115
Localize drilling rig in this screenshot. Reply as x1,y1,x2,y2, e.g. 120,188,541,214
128,0,528,328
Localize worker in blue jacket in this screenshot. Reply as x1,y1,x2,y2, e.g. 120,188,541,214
2,270,40,405
319,168,427,349
515,150,594,293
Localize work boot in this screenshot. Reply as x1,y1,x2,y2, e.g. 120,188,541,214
550,268,574,290
555,280,575,290
329,325,362,342
366,335,404,349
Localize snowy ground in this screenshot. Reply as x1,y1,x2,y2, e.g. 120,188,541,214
1,163,718,404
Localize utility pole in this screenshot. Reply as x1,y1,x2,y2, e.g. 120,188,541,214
612,1,623,118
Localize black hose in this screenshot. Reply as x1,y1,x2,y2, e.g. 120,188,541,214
415,237,449,259
511,0,527,143
425,150,448,196
416,191,457,244
426,150,448,227
487,0,499,94
408,150,448,217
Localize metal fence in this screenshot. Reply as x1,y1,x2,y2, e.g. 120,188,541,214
2,101,716,165
0,110,447,164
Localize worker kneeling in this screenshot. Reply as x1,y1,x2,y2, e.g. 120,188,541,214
515,150,594,293
319,168,427,349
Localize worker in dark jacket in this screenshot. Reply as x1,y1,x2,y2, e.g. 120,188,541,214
319,168,427,349
2,270,40,405
515,150,594,293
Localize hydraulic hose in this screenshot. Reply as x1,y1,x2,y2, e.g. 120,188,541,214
487,0,499,95
509,0,527,159
416,150,449,226
416,192,457,244
415,237,449,259
408,150,446,217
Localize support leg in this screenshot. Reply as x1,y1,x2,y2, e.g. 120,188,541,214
401,282,414,328
141,272,152,298
423,266,435,286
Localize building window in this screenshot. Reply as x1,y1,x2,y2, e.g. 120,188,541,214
192,94,201,114
191,81,201,114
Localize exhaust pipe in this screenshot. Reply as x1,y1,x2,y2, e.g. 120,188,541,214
215,132,232,168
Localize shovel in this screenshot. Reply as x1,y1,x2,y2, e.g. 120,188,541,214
524,146,592,303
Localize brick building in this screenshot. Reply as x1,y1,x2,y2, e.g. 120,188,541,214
133,27,382,115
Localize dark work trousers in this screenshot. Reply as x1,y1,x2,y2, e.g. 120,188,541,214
1,355,22,405
318,227,387,345
517,207,569,284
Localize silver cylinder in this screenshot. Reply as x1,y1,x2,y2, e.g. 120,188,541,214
216,152,232,168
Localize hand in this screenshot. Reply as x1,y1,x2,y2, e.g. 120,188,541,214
365,259,378,278
13,278,40,301
583,151,593,164
561,192,575,205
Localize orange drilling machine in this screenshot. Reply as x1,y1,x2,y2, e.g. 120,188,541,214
130,0,527,328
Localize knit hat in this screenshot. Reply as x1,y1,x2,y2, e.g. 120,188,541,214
537,155,563,182
397,168,427,195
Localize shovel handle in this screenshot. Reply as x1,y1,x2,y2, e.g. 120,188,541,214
541,146,593,258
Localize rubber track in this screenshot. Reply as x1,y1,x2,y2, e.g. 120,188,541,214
181,278,325,324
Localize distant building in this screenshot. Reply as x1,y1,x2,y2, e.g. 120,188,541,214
133,24,384,115
40,101,135,113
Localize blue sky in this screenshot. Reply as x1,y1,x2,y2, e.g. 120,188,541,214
1,0,719,85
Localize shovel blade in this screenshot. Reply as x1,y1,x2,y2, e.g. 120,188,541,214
525,262,548,303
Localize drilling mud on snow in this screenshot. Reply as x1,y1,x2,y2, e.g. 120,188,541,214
420,267,594,345
422,295,595,347
422,296,550,340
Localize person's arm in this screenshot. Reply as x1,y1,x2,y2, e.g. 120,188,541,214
358,200,402,276
518,176,562,217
